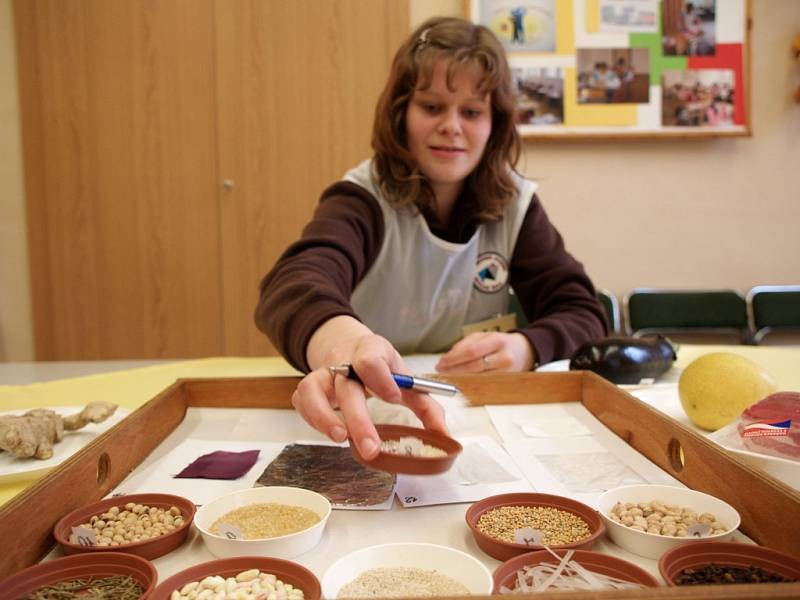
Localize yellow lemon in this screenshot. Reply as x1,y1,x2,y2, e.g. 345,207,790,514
678,352,779,431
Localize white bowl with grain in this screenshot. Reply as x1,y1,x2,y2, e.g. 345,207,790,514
194,486,331,559
321,542,493,599
597,484,740,560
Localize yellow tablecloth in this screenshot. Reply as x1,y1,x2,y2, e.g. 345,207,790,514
0,346,797,506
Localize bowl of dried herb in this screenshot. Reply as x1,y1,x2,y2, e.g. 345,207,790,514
0,551,156,599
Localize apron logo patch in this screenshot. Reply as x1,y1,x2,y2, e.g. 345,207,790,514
473,252,509,293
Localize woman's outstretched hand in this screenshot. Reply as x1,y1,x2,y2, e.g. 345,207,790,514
435,331,535,373
296,316,448,460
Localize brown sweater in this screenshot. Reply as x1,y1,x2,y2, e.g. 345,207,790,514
256,181,607,372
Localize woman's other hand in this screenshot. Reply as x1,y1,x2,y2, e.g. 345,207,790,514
435,331,535,373
296,316,448,460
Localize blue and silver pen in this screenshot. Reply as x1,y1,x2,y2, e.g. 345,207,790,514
329,364,460,396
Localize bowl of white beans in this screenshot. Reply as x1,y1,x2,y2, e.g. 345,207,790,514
149,556,321,600
597,484,740,559
194,486,331,559
53,492,196,560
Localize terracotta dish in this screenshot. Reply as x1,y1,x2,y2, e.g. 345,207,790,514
0,552,157,599
659,541,800,585
53,492,196,560
350,424,462,475
465,492,605,561
151,556,321,600
493,549,661,593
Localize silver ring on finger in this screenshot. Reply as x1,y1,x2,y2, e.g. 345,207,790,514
482,355,491,371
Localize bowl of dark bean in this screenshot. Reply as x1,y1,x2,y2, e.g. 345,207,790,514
659,541,800,586
0,551,157,599
150,556,321,600
493,548,661,594
597,484,740,559
350,424,462,475
465,492,605,561
53,492,196,560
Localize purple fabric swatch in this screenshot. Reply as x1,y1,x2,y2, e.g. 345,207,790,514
174,449,260,480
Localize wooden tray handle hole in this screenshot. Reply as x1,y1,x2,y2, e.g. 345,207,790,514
96,452,110,485
667,438,685,472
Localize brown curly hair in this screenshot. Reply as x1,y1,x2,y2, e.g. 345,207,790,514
371,17,521,221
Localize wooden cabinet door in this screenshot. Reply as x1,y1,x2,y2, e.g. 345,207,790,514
16,0,222,359
215,0,409,356
17,0,408,359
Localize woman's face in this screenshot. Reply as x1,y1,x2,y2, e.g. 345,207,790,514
405,59,492,204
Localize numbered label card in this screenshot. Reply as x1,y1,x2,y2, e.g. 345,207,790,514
70,526,97,546
514,527,543,546
216,522,244,540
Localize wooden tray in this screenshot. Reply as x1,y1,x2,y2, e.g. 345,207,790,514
2,372,799,599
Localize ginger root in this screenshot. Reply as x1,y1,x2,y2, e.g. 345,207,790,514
0,401,118,460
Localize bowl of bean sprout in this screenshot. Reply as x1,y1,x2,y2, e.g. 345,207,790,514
493,548,660,594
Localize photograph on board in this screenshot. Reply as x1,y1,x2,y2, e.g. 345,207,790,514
662,69,735,126
599,0,659,34
662,0,716,56
472,0,556,53
511,63,563,125
576,48,650,104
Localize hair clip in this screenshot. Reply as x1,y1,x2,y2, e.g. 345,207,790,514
414,28,430,51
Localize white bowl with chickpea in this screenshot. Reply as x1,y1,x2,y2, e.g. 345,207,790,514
596,484,740,560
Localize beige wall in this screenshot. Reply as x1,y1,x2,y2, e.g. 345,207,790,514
413,0,799,296
1,1,797,361
0,0,33,361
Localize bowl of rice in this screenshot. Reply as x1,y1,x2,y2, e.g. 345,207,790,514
194,486,331,559
321,542,493,599
350,424,462,475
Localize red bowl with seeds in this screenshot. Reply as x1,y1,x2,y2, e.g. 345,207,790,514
466,492,605,561
350,424,462,475
659,541,800,586
53,492,196,560
151,556,321,600
0,552,157,599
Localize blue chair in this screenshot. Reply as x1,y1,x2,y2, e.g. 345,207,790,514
747,285,800,344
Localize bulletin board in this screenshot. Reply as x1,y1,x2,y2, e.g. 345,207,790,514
467,0,751,139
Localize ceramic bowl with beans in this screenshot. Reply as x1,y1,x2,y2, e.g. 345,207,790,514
659,541,800,586
465,492,605,561
53,493,196,560
597,484,740,560
150,556,321,600
194,486,331,559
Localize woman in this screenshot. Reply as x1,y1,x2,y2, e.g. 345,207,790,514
256,17,606,459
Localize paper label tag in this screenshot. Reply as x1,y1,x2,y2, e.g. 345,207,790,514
217,523,244,540
687,523,712,538
70,526,97,546
514,527,543,546
461,313,517,337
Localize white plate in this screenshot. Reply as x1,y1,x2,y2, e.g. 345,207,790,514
0,406,130,483
535,359,569,372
